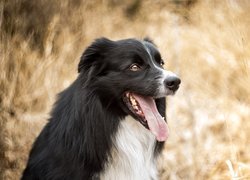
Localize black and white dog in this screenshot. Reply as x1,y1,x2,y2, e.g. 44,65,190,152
22,38,181,180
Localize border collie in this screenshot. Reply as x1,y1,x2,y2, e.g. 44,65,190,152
22,37,181,180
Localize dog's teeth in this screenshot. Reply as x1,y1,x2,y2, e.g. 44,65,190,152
133,105,138,110
130,98,137,105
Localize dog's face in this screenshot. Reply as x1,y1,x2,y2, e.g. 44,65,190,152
78,38,181,141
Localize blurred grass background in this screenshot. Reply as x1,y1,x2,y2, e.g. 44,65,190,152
0,0,250,179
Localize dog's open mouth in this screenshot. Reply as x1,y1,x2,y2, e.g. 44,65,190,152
123,92,169,142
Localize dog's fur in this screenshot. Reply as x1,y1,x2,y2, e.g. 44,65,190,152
22,38,180,180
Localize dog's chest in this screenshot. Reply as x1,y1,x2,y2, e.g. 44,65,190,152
99,116,158,180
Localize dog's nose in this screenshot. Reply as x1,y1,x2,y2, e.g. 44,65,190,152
164,76,181,91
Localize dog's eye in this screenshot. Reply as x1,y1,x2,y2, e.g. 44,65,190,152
129,64,141,71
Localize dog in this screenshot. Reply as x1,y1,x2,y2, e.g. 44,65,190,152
22,37,181,180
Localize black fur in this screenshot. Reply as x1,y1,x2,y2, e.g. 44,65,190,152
22,38,167,180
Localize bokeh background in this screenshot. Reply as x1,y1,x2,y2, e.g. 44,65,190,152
0,0,250,179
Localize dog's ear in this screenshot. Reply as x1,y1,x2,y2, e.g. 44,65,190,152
143,37,156,46
78,37,114,73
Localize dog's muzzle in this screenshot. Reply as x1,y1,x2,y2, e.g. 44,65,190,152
164,76,181,92
157,70,181,97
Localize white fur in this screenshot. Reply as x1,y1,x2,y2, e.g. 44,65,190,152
157,70,179,97
100,116,159,180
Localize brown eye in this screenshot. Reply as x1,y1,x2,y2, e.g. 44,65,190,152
129,64,141,71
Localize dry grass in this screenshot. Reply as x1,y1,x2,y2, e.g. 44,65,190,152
0,0,249,179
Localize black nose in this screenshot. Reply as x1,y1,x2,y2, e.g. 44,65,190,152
164,76,181,91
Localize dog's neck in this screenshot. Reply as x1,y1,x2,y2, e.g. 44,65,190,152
99,116,159,180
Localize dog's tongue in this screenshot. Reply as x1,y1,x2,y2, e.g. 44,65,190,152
133,94,169,142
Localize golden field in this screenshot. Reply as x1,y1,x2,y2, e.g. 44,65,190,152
0,0,249,179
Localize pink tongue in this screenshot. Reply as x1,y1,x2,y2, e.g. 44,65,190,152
132,93,169,142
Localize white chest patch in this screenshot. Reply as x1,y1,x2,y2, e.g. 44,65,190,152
99,116,159,180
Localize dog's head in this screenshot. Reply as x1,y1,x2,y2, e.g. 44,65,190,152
78,38,181,141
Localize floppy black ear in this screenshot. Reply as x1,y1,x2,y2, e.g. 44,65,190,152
78,37,114,73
